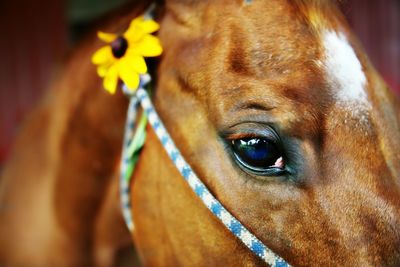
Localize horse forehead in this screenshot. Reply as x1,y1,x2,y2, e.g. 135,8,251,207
321,30,370,112
173,1,373,116
218,3,321,76
211,8,371,112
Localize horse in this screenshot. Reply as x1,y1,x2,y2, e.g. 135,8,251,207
1,0,400,266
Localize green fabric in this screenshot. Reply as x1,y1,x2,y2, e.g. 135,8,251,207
124,111,147,182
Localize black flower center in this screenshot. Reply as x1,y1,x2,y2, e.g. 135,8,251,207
111,36,128,58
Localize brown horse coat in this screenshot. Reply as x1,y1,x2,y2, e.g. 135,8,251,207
1,0,399,266
132,0,400,266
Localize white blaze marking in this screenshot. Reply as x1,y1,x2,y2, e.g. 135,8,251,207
322,31,370,109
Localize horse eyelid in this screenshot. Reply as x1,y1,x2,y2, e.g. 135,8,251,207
220,125,281,144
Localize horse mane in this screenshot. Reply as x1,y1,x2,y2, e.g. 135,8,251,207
288,0,346,33
290,0,338,8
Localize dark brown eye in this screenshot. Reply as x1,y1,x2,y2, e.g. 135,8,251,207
232,138,285,175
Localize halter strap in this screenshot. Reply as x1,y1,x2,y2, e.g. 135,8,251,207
119,79,290,266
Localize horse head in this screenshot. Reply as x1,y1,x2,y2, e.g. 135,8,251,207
0,0,399,266
131,0,400,265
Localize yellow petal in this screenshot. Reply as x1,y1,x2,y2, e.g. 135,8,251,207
131,17,159,34
103,63,119,94
128,16,145,31
125,18,144,41
120,64,140,91
97,63,111,77
121,53,147,74
98,31,117,43
124,17,159,42
125,28,144,43
134,35,163,57
141,20,160,33
92,46,113,65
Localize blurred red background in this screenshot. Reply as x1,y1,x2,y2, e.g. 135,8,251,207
0,0,399,166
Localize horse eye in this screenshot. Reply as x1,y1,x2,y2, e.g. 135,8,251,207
231,138,285,175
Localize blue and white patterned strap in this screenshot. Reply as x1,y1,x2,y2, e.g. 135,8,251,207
119,83,290,266
119,95,138,231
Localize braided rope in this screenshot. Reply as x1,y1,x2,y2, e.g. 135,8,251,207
119,96,138,231
119,88,290,267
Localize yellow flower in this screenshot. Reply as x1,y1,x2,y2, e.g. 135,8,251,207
92,16,163,94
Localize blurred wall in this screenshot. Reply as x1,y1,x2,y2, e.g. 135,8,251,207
0,0,67,164
0,0,399,165
0,0,128,165
342,0,400,95
68,0,129,42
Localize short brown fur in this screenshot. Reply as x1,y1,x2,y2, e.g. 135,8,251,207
1,0,399,266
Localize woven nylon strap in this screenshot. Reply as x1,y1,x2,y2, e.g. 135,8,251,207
119,82,290,267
